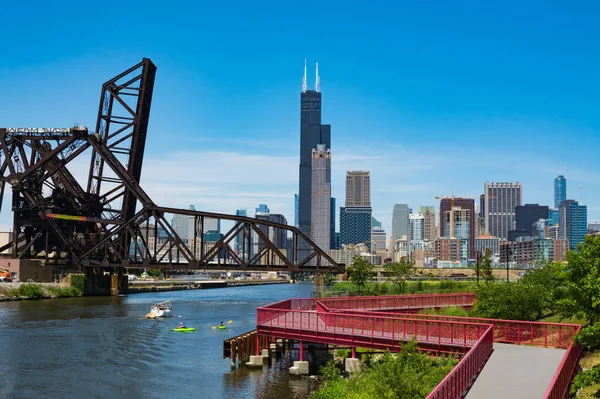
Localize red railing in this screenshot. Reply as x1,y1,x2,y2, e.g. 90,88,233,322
260,298,316,310
256,295,582,398
318,293,476,312
257,307,489,350
543,339,582,398
348,311,580,349
426,325,494,399
257,298,317,326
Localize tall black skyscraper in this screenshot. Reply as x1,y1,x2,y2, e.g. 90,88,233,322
298,61,331,250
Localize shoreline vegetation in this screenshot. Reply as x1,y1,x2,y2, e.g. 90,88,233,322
0,282,82,301
312,236,600,399
315,340,458,399
0,276,289,301
318,279,476,297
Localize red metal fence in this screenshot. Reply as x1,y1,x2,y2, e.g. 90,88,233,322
426,325,494,399
318,293,476,312
255,294,582,398
351,312,580,349
257,306,490,351
543,341,582,398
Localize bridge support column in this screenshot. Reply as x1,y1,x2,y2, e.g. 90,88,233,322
110,272,128,296
246,355,266,367
345,358,362,373
289,360,309,375
351,347,356,358
314,275,325,296
289,340,309,375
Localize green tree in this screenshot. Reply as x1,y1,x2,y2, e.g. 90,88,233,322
147,268,161,278
346,256,373,295
480,249,494,283
473,281,547,321
520,260,567,316
558,235,600,360
385,259,415,291
324,273,337,287
560,235,600,325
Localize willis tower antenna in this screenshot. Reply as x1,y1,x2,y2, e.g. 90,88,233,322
298,60,331,261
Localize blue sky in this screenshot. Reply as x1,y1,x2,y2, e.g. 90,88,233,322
1,1,599,236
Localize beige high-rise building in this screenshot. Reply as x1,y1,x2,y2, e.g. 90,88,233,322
311,145,331,252
419,206,437,241
345,171,370,207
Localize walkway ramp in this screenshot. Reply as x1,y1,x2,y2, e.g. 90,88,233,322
466,343,566,399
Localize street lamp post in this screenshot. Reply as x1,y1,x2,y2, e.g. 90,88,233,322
506,246,512,283
476,250,481,284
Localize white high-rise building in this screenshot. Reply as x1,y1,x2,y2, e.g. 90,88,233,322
311,144,331,252
484,182,523,239
371,227,386,255
409,214,424,241
172,212,189,242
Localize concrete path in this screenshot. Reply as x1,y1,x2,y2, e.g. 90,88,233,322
466,343,565,399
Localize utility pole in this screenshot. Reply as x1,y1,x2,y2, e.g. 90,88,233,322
506,246,512,283
476,250,480,284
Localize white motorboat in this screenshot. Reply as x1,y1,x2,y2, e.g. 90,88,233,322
145,300,172,318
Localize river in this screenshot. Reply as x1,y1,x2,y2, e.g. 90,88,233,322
0,283,318,399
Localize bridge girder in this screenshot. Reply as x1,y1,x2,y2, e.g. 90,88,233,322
0,59,344,274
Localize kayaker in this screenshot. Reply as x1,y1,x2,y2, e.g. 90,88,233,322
178,322,185,328
219,321,225,327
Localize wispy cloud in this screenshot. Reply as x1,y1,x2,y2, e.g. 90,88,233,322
0,136,598,238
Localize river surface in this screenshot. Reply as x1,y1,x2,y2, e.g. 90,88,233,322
0,283,317,399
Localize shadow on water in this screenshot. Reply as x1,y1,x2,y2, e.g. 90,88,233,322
223,353,318,399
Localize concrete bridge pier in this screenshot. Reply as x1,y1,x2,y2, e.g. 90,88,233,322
246,334,269,367
314,275,325,296
84,268,128,296
345,358,362,373
288,341,333,376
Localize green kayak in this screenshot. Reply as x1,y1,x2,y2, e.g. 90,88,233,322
172,327,195,332
218,325,226,330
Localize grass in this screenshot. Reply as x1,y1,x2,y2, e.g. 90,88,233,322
419,306,470,317
321,280,476,297
539,313,587,325
574,351,600,399
0,283,82,300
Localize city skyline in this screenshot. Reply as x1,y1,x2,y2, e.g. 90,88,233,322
1,2,599,237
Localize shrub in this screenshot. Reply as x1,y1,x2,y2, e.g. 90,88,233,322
47,286,82,298
439,306,469,317
70,274,87,292
315,341,457,399
18,283,46,299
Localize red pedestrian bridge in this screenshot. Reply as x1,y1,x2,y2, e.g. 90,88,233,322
255,293,581,399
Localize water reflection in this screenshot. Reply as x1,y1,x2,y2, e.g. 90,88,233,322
0,283,317,399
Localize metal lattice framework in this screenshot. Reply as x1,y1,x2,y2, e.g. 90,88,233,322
0,59,343,273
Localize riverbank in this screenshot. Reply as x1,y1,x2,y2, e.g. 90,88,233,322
0,279,292,300
127,279,290,294
0,282,81,301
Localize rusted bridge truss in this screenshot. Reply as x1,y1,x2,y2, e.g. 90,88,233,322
0,58,343,273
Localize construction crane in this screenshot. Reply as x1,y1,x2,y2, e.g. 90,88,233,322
479,194,498,236
435,194,456,237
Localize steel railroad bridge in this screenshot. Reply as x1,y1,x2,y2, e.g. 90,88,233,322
0,59,343,294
